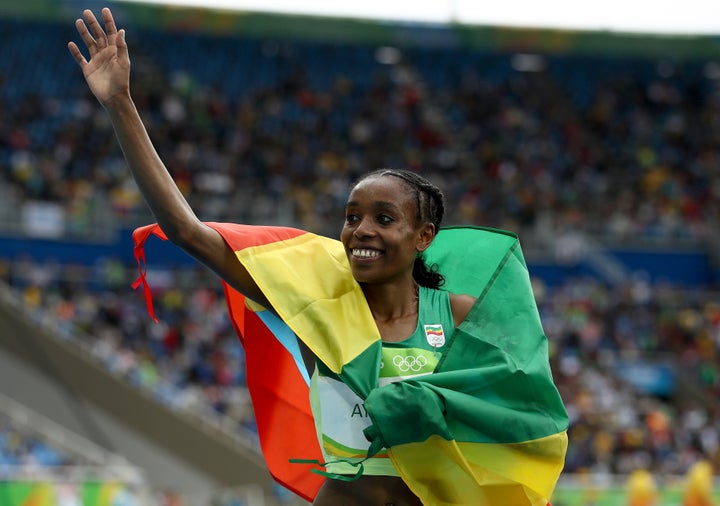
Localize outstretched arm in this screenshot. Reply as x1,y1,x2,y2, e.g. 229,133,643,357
68,8,270,308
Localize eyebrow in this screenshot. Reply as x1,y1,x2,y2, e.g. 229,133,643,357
345,201,400,212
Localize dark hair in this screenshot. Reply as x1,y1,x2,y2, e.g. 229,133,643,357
355,168,446,289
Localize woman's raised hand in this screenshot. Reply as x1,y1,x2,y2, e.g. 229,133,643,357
68,7,130,106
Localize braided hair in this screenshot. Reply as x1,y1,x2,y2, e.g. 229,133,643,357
354,168,446,289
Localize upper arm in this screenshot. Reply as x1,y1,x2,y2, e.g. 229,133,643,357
450,293,476,327
173,221,273,310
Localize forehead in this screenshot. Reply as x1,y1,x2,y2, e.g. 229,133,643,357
347,175,414,205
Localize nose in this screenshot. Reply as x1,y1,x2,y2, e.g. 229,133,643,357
353,216,376,238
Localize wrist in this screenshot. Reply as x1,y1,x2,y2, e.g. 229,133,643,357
101,90,133,112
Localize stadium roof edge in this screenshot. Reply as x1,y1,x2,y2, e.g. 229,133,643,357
3,0,720,59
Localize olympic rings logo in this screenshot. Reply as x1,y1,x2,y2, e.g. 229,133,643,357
392,354,429,373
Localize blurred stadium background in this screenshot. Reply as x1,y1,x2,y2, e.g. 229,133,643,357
0,0,719,504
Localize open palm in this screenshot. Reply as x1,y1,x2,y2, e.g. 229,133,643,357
68,8,130,106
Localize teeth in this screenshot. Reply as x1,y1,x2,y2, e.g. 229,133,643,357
352,249,381,258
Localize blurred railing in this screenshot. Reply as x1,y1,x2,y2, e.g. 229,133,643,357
0,391,139,474
0,391,153,503
0,279,262,455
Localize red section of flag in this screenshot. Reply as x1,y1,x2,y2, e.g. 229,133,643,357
132,223,324,501
224,285,324,501
131,224,168,323
207,222,306,249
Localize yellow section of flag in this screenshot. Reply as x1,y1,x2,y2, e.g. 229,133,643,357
234,231,380,374
388,432,568,505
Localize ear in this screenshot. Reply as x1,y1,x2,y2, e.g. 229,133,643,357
416,223,435,253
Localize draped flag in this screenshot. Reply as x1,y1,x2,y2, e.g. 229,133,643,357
132,223,568,505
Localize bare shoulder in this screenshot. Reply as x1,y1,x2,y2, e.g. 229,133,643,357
449,293,477,327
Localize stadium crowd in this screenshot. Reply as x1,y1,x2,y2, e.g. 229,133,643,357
0,13,718,493
1,19,719,244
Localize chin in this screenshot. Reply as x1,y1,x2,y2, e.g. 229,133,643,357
350,271,370,284
349,268,376,285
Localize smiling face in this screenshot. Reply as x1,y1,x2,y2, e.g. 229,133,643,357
341,175,435,285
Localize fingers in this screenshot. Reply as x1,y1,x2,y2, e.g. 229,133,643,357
74,8,115,55
70,7,126,66
84,9,108,49
104,7,129,64
74,16,98,55
116,29,130,65
101,7,118,37
67,41,87,67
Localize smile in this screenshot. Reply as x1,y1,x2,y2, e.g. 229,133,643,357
351,248,382,259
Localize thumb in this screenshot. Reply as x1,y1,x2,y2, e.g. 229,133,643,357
116,29,130,63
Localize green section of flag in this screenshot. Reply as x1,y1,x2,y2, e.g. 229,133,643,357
364,226,567,445
426,226,520,297
355,227,568,504
336,340,382,398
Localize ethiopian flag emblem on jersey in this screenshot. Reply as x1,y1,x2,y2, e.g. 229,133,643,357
133,223,568,505
423,323,446,348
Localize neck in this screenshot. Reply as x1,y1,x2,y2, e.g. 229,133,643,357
363,280,419,323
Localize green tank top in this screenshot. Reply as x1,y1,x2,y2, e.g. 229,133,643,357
309,285,454,476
